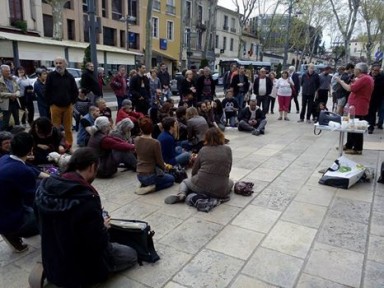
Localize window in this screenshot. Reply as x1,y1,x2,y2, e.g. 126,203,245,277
167,21,174,40
186,1,191,25
215,35,219,49
153,0,161,11
64,0,73,9
231,17,236,32
166,0,176,15
129,32,140,50
128,0,138,23
101,0,107,17
120,30,126,48
103,27,116,46
223,15,228,30
230,38,234,51
111,0,122,20
9,0,23,22
82,0,87,13
152,17,159,38
43,14,53,37
83,14,89,42
197,5,203,22
67,19,75,40
223,36,227,50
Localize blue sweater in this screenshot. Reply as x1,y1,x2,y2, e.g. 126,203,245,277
0,155,37,234
157,131,177,165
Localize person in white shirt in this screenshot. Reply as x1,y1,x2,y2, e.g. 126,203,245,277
276,71,293,121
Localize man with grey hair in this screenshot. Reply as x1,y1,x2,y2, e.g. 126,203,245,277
196,66,216,102
81,62,102,103
288,65,300,113
238,97,267,136
336,62,374,154
45,57,78,149
0,64,20,130
298,63,320,123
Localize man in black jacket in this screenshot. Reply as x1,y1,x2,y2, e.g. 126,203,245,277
45,57,78,148
238,98,267,136
288,66,300,113
368,64,384,133
81,62,102,104
130,64,150,114
196,67,216,102
231,65,250,109
157,63,170,91
298,63,320,123
253,68,273,115
35,147,137,287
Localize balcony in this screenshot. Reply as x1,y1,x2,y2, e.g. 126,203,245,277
223,25,229,31
166,4,176,15
153,0,161,11
230,27,236,33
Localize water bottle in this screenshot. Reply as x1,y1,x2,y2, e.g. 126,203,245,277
343,103,349,122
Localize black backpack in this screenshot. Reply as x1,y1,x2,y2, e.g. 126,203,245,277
109,219,160,265
379,162,384,184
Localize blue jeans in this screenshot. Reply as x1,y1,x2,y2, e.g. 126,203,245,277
137,173,174,191
236,93,245,109
116,96,128,111
175,147,191,167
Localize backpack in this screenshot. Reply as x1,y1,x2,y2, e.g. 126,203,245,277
109,219,160,265
234,181,254,196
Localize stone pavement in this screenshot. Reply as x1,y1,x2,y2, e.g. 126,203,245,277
1,108,384,288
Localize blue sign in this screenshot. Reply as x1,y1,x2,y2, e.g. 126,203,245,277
375,49,383,61
160,38,167,50
128,32,135,43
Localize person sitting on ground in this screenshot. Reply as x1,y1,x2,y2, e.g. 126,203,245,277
176,106,188,141
238,98,267,136
115,99,144,136
110,118,135,144
0,132,40,253
158,117,191,168
185,106,209,153
87,116,137,177
76,105,100,147
96,97,113,126
135,117,175,195
221,89,239,128
212,99,226,131
29,117,66,165
73,88,92,131
35,147,137,288
0,131,12,158
164,127,233,205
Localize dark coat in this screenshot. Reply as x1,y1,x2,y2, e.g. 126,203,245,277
231,74,250,95
35,173,110,287
81,69,102,96
157,70,170,87
238,106,265,122
253,77,273,96
301,71,320,95
45,70,78,107
196,75,216,101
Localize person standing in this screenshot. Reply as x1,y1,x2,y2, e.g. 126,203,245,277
130,64,150,114
288,66,300,113
230,65,250,109
0,64,20,130
253,68,273,115
336,63,354,116
276,71,293,121
0,132,39,253
45,57,78,148
196,67,216,102
157,63,170,95
16,66,34,126
223,64,237,93
81,62,102,104
298,63,320,123
34,68,50,119
314,66,332,121
336,62,374,154
367,64,384,134
268,72,277,114
35,147,137,287
110,65,128,110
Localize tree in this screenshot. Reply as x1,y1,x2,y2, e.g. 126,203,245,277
44,0,67,40
82,45,91,71
231,0,258,59
329,0,361,63
359,0,384,64
145,0,153,68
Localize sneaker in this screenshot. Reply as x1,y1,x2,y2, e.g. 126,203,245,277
224,138,230,144
1,235,28,253
134,184,156,195
306,119,312,124
297,119,304,123
252,129,261,136
284,117,290,121
345,149,362,155
277,116,283,120
368,129,373,134
164,194,185,204
378,125,383,129
296,111,300,114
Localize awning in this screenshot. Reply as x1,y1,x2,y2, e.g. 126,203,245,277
0,31,142,64
152,50,178,61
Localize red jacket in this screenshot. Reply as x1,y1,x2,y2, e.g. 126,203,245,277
116,108,144,124
110,73,127,97
348,74,374,116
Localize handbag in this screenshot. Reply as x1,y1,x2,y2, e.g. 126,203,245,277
234,181,254,196
168,164,188,183
109,219,160,265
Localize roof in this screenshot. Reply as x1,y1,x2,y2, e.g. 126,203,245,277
0,31,142,56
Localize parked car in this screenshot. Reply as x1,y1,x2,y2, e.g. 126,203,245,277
28,67,82,88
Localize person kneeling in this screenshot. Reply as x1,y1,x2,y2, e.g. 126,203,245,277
35,148,137,287
237,98,267,136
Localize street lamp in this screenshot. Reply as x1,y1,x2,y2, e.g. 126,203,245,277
283,0,293,69
120,15,136,50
